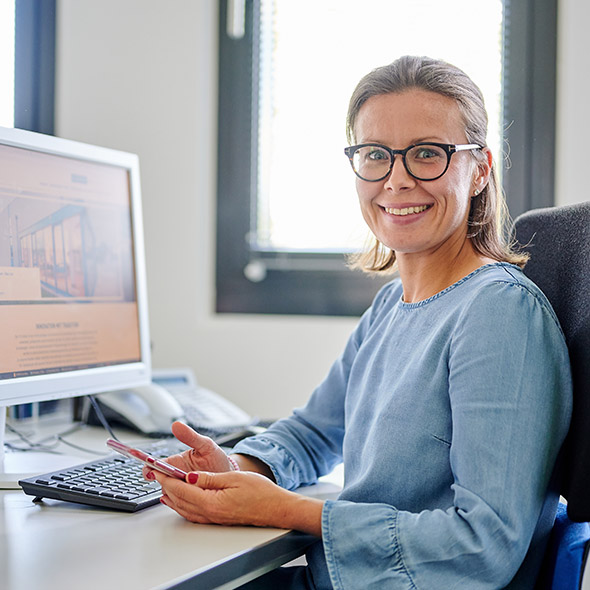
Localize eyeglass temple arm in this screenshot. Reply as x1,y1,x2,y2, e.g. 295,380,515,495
452,143,483,153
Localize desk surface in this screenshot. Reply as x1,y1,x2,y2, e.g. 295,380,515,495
1,419,342,590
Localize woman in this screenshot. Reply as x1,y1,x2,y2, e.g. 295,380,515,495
145,56,572,589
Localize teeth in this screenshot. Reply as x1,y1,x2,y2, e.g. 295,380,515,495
384,205,429,216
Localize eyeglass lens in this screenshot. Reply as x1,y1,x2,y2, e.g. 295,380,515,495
351,144,448,181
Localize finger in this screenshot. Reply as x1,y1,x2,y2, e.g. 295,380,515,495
186,470,241,490
172,421,217,454
158,482,219,524
156,477,209,518
150,468,176,487
142,466,156,481
161,494,213,524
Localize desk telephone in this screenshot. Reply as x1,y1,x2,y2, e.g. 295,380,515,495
93,368,257,440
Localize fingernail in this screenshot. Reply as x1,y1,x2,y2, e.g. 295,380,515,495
187,472,199,485
146,470,155,480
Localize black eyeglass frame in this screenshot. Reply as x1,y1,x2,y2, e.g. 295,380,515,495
344,142,483,182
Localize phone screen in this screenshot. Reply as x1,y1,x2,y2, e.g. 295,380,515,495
106,439,187,480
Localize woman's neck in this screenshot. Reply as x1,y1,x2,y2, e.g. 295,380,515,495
397,241,497,303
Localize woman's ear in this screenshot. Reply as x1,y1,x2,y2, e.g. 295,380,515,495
472,147,493,196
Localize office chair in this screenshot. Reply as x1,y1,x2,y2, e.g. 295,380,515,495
514,201,590,590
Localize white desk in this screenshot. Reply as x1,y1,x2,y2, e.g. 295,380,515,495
1,420,342,590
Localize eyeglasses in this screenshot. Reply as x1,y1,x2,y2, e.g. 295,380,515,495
344,142,483,182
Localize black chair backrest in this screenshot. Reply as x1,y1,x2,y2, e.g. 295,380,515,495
514,202,590,522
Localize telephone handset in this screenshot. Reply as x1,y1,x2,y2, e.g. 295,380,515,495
95,383,184,435
95,368,254,438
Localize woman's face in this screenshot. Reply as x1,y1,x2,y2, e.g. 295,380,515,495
353,89,487,260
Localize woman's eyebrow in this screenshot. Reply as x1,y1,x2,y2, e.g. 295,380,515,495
356,136,450,147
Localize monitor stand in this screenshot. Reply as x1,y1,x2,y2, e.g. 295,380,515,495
0,408,83,490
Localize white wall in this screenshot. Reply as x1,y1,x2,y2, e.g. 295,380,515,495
55,0,356,419
555,0,590,206
55,0,588,419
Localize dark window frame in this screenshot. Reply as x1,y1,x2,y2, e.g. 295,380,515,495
14,0,56,135
216,0,557,316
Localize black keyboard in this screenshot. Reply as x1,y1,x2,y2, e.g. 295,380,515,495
18,438,190,512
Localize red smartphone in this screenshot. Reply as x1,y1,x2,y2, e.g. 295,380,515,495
106,439,187,480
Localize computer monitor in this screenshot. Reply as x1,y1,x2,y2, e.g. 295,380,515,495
0,126,152,486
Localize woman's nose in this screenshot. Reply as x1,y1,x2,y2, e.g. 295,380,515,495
383,156,416,192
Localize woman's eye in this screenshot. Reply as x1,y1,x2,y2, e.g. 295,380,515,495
415,148,436,159
413,146,443,160
367,148,388,161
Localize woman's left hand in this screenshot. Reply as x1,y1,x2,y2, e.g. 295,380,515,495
148,469,324,535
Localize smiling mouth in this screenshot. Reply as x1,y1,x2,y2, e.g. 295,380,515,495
383,205,431,216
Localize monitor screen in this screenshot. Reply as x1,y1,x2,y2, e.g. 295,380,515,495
0,127,151,457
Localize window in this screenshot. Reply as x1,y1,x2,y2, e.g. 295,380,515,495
0,0,15,127
256,1,504,255
217,0,556,316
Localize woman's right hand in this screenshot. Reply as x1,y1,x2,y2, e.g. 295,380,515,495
149,421,235,475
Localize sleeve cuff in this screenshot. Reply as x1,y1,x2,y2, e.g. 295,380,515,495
321,500,413,589
232,435,306,490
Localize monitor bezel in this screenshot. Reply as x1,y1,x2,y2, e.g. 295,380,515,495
0,126,152,407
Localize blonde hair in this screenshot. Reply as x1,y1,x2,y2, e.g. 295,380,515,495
346,55,528,273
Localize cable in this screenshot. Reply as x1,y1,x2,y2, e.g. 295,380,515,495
87,395,119,441
4,422,61,453
6,399,118,457
50,422,108,456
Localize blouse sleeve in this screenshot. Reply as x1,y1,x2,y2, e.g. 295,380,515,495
320,280,572,589
233,281,399,490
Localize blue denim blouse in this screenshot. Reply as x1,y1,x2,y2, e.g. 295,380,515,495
234,263,572,589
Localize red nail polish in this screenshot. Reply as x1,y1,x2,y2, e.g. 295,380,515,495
146,470,155,480
187,472,199,484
